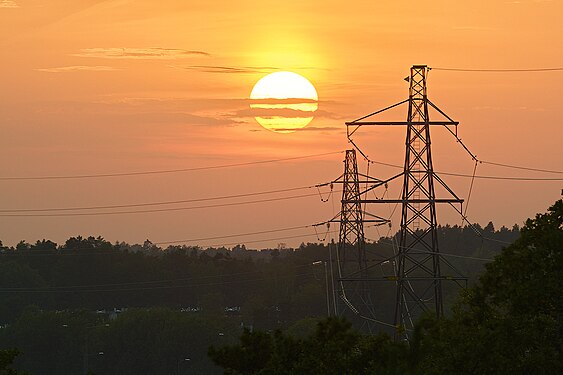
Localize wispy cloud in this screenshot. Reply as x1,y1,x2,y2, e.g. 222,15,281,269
172,65,278,74
311,109,347,120
171,65,328,74
92,96,344,127
234,107,344,121
249,98,318,105
0,0,19,8
115,112,236,127
73,48,210,60
236,108,317,119
269,126,342,133
35,66,119,73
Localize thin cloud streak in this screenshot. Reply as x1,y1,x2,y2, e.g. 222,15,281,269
171,65,328,74
249,98,318,104
236,108,317,119
35,66,120,73
269,126,342,133
0,0,19,8
73,48,210,60
234,108,344,121
98,96,338,109
171,65,278,74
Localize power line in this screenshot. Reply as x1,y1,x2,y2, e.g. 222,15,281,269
0,191,331,217
372,239,495,262
1,224,502,263
0,270,260,290
0,224,329,253
434,251,493,262
0,184,319,213
479,160,563,174
0,230,334,256
368,160,563,181
446,202,515,246
154,225,314,245
17,166,555,223
431,67,563,72
440,172,563,181
206,230,339,248
0,271,315,293
0,151,344,181
0,263,316,291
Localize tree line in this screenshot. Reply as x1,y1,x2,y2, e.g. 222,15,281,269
0,222,518,326
0,219,526,374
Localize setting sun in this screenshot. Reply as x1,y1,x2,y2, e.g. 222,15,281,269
249,71,318,133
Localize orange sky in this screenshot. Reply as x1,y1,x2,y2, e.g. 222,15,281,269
1,0,562,248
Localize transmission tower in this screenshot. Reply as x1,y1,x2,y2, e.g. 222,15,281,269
343,65,469,339
324,149,389,331
335,150,370,326
337,150,366,282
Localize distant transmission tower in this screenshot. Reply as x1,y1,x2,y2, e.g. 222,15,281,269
343,65,469,339
337,150,366,283
330,149,389,331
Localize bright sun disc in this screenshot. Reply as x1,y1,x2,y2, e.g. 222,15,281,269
250,71,318,133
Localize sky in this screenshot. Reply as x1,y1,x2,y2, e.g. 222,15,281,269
0,0,562,249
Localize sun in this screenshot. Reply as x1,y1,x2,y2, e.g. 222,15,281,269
249,71,318,133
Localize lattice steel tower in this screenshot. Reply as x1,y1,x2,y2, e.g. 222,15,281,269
344,65,468,339
335,149,371,324
337,149,367,282
325,149,389,331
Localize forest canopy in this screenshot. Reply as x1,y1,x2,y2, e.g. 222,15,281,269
3,202,560,375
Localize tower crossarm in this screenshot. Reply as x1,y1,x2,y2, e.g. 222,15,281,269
345,121,459,126
344,199,463,204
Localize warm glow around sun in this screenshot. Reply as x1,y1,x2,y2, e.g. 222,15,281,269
250,71,318,133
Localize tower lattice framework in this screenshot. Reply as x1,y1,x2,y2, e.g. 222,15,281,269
329,149,388,330
336,149,369,321
341,65,468,339
337,149,367,280
396,66,445,330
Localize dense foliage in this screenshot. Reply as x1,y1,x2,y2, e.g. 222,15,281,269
0,220,526,374
209,317,408,375
210,200,562,374
412,199,562,374
0,349,26,375
0,224,517,325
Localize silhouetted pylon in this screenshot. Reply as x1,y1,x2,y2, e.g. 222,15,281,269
331,149,389,331
344,65,468,340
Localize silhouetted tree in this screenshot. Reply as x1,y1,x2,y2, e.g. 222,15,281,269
209,317,408,374
413,200,563,374
0,349,28,375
